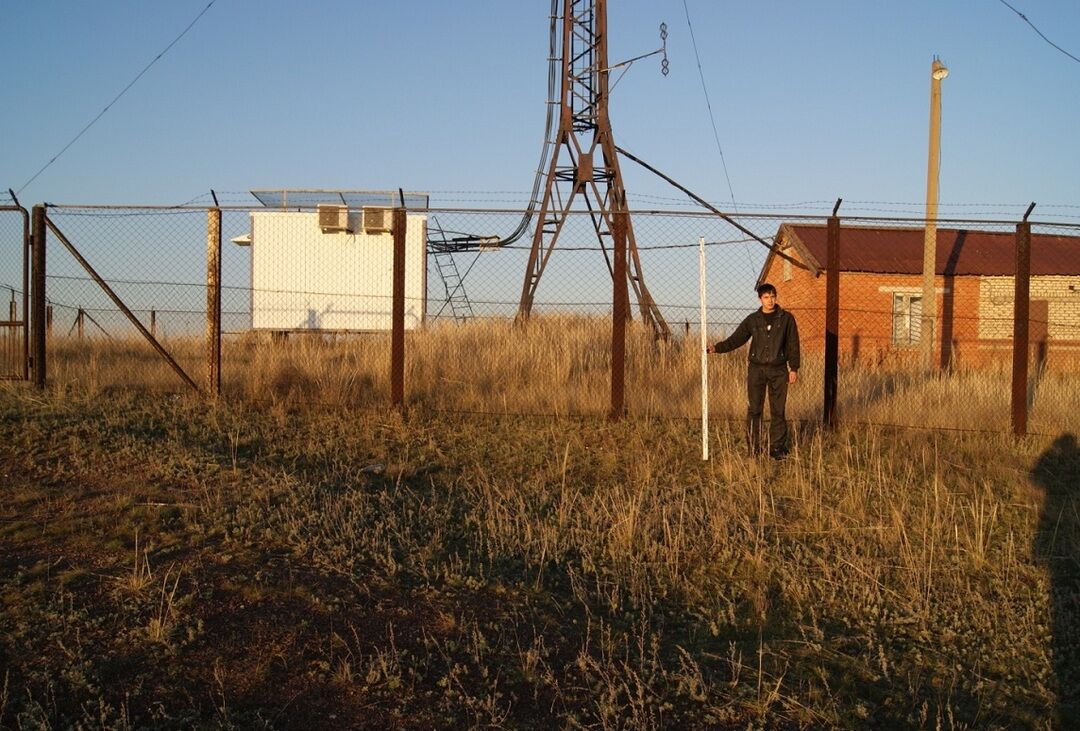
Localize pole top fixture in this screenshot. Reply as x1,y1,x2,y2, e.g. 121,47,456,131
932,56,949,80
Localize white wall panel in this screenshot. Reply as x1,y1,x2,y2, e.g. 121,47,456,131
249,211,426,331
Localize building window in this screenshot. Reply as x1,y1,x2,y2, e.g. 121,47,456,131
892,293,922,346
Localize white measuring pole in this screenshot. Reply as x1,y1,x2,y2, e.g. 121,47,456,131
699,235,709,461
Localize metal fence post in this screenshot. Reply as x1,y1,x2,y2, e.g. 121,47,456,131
31,205,45,389
610,204,627,420
206,207,222,398
823,214,841,428
22,205,29,380
1011,218,1032,437
390,207,407,410
6,196,32,381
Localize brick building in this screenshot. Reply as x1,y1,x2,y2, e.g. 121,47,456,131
759,224,1080,368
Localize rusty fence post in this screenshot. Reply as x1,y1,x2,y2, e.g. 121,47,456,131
150,309,157,338
823,214,840,428
206,207,222,398
22,207,29,380
390,207,407,410
31,205,45,389
610,205,627,420
76,309,85,339
1011,218,1031,437
17,199,30,381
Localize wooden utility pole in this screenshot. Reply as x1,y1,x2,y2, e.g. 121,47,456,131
921,57,948,370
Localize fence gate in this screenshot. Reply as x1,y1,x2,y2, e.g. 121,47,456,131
0,202,29,380
42,209,203,395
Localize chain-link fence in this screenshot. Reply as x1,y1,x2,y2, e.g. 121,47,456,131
806,218,1080,434
0,191,28,380
41,206,212,391
19,201,1080,436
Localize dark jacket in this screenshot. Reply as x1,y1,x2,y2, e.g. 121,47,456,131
713,306,800,371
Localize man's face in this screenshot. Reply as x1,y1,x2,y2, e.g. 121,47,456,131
759,291,777,311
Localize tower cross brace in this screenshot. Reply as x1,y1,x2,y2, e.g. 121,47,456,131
517,0,670,339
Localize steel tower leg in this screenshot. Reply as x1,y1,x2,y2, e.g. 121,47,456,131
516,0,669,339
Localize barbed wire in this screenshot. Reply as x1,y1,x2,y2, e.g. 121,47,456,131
32,198,1080,221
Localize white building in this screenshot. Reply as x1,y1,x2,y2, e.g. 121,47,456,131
235,191,428,332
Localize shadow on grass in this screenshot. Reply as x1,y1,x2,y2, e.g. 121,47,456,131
1031,432,1080,724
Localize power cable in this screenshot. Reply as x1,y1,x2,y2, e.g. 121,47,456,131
17,1,218,195
997,0,1080,65
681,0,738,212
680,1,760,272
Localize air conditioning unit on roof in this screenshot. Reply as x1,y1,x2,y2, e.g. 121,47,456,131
317,204,350,233
362,206,393,234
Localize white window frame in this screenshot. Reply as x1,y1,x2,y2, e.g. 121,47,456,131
892,292,922,346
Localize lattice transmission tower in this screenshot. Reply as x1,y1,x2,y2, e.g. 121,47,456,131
517,0,670,339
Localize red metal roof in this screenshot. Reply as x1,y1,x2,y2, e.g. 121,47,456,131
782,224,1080,276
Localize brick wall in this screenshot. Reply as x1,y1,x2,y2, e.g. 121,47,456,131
763,250,1080,370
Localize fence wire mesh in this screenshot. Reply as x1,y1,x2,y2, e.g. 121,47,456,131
0,199,28,379
27,203,1080,436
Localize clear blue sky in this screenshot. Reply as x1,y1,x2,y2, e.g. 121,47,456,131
3,0,1079,220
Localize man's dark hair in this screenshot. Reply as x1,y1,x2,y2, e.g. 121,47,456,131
756,283,777,297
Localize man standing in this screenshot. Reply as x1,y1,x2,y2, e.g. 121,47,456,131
706,283,800,459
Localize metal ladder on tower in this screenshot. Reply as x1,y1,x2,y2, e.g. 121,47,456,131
429,217,475,323
433,251,474,322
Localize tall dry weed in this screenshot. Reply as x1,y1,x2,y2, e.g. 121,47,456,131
39,317,1079,434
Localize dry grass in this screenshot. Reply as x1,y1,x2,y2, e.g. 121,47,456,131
45,316,1079,434
2,319,1077,726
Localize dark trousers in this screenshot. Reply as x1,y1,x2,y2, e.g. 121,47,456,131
746,364,789,455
